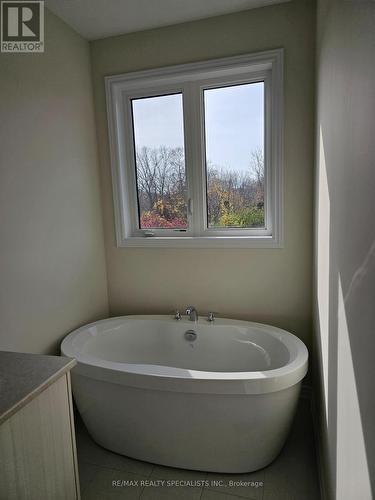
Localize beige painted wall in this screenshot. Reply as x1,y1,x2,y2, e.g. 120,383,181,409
314,1,375,498
90,0,316,348
0,10,108,354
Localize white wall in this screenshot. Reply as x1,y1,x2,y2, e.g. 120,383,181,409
0,10,109,354
90,0,316,349
314,1,375,498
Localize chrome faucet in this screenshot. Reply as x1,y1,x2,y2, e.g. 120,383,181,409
185,306,198,322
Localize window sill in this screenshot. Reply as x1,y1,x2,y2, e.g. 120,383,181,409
118,235,283,249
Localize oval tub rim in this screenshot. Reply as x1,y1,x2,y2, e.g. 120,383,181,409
61,315,308,394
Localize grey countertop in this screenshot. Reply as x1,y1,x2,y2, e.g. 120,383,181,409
0,351,76,425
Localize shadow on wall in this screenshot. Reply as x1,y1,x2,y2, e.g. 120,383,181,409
316,129,375,500
314,2,375,498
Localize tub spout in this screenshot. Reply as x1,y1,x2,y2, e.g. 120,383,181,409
186,306,198,322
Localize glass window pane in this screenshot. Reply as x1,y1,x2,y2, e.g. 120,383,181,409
131,93,188,229
204,82,265,229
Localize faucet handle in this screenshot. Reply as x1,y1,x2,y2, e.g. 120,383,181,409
207,312,218,322
173,310,182,320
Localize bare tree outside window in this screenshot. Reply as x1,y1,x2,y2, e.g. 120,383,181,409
206,148,264,228
135,146,188,228
134,145,264,229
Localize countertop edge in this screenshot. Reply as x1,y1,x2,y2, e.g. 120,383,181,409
0,357,76,426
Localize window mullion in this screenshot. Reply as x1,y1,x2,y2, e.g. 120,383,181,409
122,92,140,237
182,82,205,236
264,73,272,234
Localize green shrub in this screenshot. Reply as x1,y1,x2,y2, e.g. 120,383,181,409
218,206,264,228
238,207,265,227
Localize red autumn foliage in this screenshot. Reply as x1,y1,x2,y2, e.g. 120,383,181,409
140,211,187,229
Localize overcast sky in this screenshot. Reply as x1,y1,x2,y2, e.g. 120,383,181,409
132,81,264,173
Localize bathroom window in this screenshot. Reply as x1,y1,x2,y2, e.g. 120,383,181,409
204,82,265,230
106,49,283,247
132,93,188,231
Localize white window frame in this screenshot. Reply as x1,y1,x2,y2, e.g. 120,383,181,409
105,48,283,248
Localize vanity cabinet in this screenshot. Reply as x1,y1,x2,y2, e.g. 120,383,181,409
0,352,79,499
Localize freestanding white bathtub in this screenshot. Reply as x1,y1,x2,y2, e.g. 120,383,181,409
61,315,308,473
